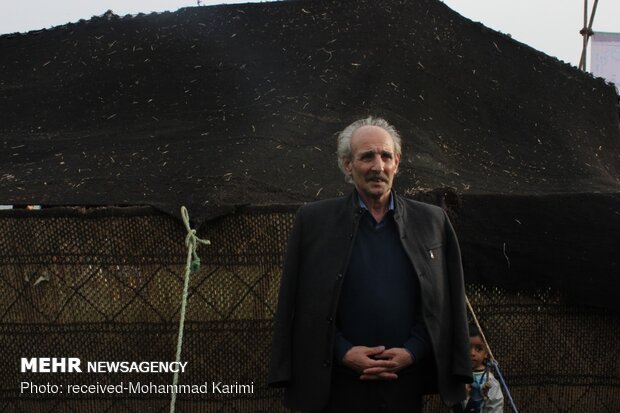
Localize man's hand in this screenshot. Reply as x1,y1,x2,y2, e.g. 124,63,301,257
342,346,413,381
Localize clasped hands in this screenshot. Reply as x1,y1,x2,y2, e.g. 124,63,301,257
342,345,413,380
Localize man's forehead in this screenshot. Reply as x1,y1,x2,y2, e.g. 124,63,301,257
350,126,395,151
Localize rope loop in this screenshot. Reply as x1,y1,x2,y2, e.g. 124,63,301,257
181,206,210,273
170,206,210,413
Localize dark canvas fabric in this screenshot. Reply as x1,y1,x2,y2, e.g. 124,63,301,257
1,0,619,308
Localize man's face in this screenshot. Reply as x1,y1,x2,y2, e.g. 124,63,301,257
343,125,400,203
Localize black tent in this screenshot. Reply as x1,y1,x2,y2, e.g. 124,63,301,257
2,0,618,308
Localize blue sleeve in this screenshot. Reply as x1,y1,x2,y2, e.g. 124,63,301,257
404,320,431,362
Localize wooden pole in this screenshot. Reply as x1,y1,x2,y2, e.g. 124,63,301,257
579,0,600,71
579,0,588,70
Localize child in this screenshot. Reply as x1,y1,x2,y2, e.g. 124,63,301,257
463,324,504,413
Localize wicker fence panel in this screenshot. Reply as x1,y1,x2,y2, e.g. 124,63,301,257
0,208,617,412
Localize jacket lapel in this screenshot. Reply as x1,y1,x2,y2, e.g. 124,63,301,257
393,194,430,278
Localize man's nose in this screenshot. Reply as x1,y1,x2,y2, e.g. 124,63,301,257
370,154,384,171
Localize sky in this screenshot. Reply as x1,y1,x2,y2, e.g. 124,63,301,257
0,0,619,69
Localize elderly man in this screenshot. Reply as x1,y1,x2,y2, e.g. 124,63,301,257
269,117,471,412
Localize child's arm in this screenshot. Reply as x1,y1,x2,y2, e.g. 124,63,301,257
483,375,504,413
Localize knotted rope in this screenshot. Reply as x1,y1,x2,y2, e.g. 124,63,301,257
170,207,210,413
465,294,519,413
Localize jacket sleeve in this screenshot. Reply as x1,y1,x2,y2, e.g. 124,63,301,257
267,207,303,387
444,210,473,383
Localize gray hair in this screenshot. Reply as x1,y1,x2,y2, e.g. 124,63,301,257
336,116,402,183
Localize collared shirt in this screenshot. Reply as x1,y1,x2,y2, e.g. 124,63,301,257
356,192,394,230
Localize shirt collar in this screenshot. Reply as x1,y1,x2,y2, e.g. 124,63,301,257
356,192,395,212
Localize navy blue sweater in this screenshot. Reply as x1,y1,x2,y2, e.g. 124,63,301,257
334,208,430,363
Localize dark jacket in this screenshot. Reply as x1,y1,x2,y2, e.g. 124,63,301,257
268,192,471,412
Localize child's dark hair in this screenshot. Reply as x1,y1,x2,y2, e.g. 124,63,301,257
468,323,482,338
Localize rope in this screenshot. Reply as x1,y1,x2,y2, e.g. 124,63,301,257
169,207,210,413
465,294,519,413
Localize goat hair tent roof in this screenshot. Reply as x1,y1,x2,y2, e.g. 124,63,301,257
1,0,619,309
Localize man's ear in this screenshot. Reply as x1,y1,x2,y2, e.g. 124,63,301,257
394,153,401,174
342,157,353,175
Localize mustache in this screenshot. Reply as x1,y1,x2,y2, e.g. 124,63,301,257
365,172,389,182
